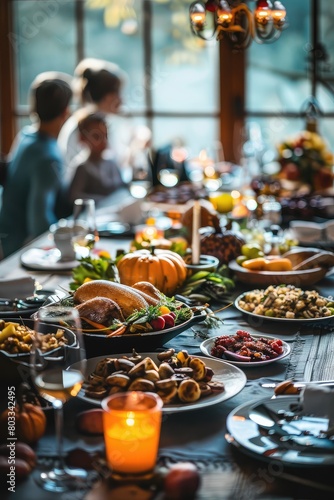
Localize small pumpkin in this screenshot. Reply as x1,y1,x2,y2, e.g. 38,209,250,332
200,229,245,266
0,402,46,444
117,249,187,296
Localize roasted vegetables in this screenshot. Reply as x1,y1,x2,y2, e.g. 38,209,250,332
238,285,334,319
83,349,224,405
177,266,235,303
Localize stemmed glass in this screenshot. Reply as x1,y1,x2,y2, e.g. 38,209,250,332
72,198,99,258
30,306,87,492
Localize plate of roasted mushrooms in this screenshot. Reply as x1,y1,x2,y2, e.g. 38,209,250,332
74,349,247,413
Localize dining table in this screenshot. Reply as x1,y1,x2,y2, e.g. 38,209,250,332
0,198,334,500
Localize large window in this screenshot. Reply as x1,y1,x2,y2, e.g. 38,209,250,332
246,0,334,156
10,0,219,158
2,0,334,162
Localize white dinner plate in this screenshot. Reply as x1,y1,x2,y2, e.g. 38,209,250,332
20,248,77,271
226,396,334,467
77,352,247,413
235,291,334,325
200,334,290,367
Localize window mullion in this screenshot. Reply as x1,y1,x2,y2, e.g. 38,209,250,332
76,0,84,64
143,0,153,131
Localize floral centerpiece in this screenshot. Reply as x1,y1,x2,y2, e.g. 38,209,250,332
277,130,334,192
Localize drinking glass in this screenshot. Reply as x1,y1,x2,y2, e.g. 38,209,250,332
72,198,99,258
157,168,180,187
129,157,152,199
30,306,87,492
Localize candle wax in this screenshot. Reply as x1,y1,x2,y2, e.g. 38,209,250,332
104,416,160,474
102,392,162,476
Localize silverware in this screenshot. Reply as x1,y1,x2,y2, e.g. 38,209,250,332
249,406,301,437
262,380,334,389
249,404,334,453
258,425,334,453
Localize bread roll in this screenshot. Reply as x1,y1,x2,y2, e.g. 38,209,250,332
73,280,148,318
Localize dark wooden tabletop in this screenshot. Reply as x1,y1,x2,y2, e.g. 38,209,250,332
0,229,334,500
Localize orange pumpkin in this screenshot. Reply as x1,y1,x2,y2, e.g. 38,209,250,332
0,403,46,444
117,249,187,296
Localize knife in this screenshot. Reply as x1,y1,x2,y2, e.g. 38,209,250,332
249,409,302,437
282,434,334,452
262,381,334,388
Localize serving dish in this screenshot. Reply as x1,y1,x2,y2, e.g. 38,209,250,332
76,352,247,413
229,248,334,287
0,290,55,318
82,308,207,357
229,260,330,288
200,334,290,367
0,318,77,383
39,293,207,356
226,395,334,467
234,291,334,326
0,318,77,359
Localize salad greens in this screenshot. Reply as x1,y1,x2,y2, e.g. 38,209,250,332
177,265,235,303
69,254,119,291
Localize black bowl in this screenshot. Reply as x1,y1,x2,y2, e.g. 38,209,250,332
39,294,208,357
82,309,207,357
0,318,77,383
0,290,55,318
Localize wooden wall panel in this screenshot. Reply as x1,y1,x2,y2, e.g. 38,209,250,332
219,41,245,164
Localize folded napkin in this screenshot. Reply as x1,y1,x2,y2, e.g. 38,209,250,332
290,220,334,243
0,277,35,299
301,385,334,435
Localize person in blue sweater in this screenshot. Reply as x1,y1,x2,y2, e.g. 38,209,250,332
0,74,72,258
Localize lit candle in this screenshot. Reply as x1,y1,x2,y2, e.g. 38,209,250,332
192,200,201,265
102,392,163,476
135,219,164,244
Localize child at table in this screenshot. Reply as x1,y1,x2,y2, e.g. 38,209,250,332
68,111,126,204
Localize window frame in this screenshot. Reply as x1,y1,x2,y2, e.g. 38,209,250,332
0,0,243,162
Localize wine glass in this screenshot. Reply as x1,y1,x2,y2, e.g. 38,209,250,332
72,198,99,258
157,168,180,187
30,306,87,492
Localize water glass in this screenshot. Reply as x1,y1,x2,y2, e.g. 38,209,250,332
72,198,99,258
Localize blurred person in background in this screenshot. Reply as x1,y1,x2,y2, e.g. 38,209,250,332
68,111,126,204
58,58,153,189
0,73,72,257
58,58,126,181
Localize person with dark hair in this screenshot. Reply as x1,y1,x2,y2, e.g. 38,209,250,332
68,111,126,204
58,58,126,179
0,73,72,257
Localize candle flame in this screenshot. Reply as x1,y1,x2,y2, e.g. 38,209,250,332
126,417,135,427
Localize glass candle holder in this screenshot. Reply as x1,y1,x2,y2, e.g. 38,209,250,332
102,392,163,478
